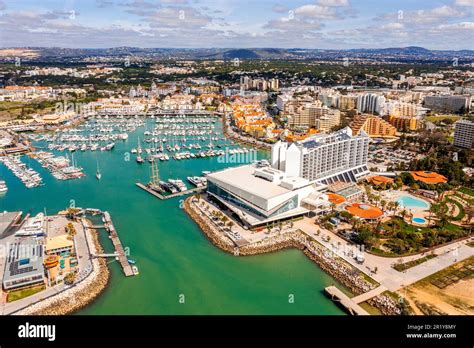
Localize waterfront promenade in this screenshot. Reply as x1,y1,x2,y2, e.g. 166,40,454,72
185,194,474,314
183,196,391,311
295,218,474,292
222,113,271,150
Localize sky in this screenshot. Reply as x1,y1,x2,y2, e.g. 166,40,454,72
0,0,473,49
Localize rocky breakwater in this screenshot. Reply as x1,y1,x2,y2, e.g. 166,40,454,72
16,220,110,315
184,196,377,298
368,294,402,315
184,197,235,253
184,196,407,314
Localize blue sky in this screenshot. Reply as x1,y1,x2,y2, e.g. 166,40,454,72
0,0,473,49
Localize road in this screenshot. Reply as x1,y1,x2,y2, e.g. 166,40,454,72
295,218,474,292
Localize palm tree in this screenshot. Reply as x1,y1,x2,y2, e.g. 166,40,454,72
222,215,229,225
394,201,400,212
438,209,451,228
227,221,234,231
350,217,358,232
400,209,407,221
427,203,437,225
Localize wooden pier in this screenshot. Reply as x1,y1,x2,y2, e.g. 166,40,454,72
324,286,370,316
136,182,204,200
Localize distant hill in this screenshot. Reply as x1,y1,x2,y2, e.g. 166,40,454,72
348,46,433,55
3,46,474,61
199,48,290,59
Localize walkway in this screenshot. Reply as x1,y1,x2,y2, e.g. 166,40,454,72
295,218,474,292
352,286,387,304
325,286,369,315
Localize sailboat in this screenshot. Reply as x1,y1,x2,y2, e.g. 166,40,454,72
148,160,162,193
96,159,102,180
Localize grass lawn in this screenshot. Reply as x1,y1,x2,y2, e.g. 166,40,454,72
459,187,474,197
425,115,461,123
376,217,467,255
445,197,465,221
393,254,437,272
7,284,46,303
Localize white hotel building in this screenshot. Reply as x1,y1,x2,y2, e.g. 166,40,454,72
271,127,370,185
206,128,369,228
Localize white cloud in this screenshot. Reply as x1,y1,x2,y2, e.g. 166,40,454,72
382,22,404,30
438,21,474,29
294,4,339,19
376,5,467,24
317,0,349,7
455,0,474,6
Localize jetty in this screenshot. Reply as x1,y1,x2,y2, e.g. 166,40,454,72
100,211,134,277
82,208,136,277
325,286,369,316
136,182,204,200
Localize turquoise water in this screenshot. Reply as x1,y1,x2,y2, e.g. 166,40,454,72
0,118,346,315
412,217,427,224
396,195,430,210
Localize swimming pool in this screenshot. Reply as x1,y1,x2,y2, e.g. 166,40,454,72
396,195,430,210
412,217,427,224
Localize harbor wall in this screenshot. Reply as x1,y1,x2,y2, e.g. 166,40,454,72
183,197,383,302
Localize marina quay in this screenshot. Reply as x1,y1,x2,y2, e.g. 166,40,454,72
0,211,23,238
0,208,135,315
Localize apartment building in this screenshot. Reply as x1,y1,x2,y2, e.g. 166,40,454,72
350,114,397,138
453,119,474,149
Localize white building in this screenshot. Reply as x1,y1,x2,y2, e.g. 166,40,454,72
357,93,386,114
271,127,370,185
206,162,330,227
454,119,474,149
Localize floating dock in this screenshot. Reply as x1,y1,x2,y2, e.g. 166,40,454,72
324,286,370,316
101,211,135,277
136,182,204,200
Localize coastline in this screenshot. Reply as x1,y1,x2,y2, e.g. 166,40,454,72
15,220,110,315
221,114,271,151
183,196,401,314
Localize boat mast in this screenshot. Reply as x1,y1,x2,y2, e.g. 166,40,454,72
150,160,160,185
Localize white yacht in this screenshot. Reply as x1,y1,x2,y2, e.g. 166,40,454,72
0,180,7,193
15,213,45,236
